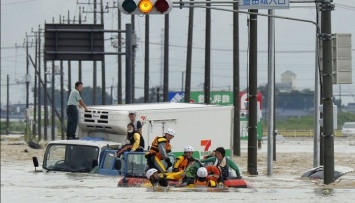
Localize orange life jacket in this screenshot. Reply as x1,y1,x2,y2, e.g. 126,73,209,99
206,165,221,182
148,136,172,160
194,180,207,187
194,179,217,188
173,156,189,171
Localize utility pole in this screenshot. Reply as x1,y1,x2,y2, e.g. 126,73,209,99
94,0,97,105
32,32,38,139
204,0,211,104
100,0,107,104
320,0,334,185
117,9,122,104
314,3,321,168
185,1,194,103
60,59,65,140
131,15,136,102
51,17,56,140
247,9,258,176
43,21,49,141
125,24,133,104
163,14,169,102
51,13,56,141
35,25,42,141
144,14,150,103
233,0,240,156
25,34,30,109
59,15,65,140
81,0,99,104
51,61,55,141
25,34,32,139
267,9,275,176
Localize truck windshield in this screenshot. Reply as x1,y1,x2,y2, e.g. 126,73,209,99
43,144,99,172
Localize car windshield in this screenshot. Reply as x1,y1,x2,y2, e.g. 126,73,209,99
43,144,99,172
343,123,355,128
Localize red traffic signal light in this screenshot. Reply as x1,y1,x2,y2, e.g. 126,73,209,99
118,0,173,15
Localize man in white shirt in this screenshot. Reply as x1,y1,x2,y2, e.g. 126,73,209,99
66,81,88,140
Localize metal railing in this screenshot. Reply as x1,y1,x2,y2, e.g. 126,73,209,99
263,130,343,137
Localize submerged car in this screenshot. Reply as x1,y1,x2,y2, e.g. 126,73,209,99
341,122,355,137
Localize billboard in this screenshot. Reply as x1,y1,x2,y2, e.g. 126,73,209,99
44,24,104,61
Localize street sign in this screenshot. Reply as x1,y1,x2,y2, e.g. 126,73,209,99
239,0,290,9
168,91,234,105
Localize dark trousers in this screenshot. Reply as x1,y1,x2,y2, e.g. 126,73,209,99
66,105,78,138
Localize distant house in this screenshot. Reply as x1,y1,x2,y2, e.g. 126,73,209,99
281,71,296,90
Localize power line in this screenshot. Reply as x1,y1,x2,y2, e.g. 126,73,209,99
1,0,39,6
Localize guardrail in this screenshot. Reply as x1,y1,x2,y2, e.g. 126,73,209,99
262,130,343,137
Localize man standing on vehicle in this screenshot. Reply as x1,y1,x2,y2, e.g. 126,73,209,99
128,110,143,135
66,81,88,140
145,128,175,173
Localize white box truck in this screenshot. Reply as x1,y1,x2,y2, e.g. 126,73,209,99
77,102,234,159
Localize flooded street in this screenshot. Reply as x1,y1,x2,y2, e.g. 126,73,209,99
1,137,355,202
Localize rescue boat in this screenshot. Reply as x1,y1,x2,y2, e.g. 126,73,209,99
117,151,249,188
117,174,249,188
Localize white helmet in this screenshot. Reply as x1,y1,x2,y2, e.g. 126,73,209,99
146,168,158,179
197,167,208,178
165,128,175,136
184,145,194,152
128,110,136,115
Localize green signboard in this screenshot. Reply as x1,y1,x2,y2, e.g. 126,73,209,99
189,91,233,106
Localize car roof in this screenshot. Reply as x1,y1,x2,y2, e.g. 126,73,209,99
47,140,122,148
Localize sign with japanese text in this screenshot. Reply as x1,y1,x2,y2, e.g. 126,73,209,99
190,91,233,105
239,0,290,9
168,91,263,108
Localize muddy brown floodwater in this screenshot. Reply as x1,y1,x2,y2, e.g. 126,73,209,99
1,136,355,203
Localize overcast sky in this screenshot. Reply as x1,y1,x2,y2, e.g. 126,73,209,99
1,0,355,106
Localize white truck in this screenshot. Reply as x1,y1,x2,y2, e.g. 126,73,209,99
77,102,234,159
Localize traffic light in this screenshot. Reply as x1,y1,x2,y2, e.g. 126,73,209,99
118,0,173,15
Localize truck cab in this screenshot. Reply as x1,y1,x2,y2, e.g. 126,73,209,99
33,139,175,176
34,139,122,173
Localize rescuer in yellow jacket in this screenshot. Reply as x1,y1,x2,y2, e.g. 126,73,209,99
116,123,145,157
145,128,175,173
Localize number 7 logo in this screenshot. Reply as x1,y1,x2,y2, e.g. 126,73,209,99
200,140,211,151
